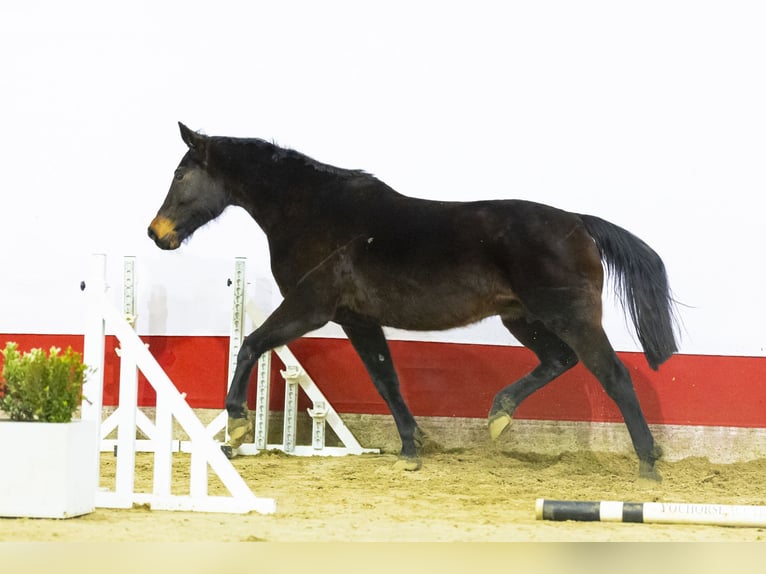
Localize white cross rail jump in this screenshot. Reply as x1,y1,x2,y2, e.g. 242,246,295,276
81,254,377,515
97,256,377,459
81,254,276,514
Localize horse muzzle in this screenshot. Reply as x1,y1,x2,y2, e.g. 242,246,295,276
148,215,181,250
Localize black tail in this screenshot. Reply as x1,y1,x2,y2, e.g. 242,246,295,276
580,214,678,370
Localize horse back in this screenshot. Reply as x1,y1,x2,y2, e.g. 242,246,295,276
268,186,602,331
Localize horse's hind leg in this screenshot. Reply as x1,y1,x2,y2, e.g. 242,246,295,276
341,321,425,471
488,318,579,440
497,283,661,478
563,324,663,480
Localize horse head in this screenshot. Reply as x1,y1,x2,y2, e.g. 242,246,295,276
148,123,229,250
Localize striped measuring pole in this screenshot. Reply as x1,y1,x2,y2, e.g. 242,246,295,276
536,498,766,527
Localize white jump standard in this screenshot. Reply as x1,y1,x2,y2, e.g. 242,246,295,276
81,254,276,515
223,257,378,458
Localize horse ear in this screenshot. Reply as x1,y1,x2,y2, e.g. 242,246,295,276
178,122,206,153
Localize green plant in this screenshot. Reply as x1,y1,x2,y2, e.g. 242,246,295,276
0,342,88,422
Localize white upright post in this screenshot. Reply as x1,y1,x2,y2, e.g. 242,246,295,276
81,254,107,510
227,258,246,388
308,401,328,451
123,256,137,326
112,257,139,507
199,257,248,445
190,443,209,498
114,337,138,507
281,366,301,454
253,352,272,450
81,254,106,424
152,391,173,498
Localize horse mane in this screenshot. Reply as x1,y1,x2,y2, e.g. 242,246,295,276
211,135,371,179
270,145,370,178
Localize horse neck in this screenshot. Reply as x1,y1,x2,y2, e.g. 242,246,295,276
214,140,354,236
228,169,317,236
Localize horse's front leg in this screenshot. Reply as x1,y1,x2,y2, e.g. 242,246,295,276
341,320,433,471
223,285,335,457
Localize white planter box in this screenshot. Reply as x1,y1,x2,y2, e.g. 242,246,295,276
0,419,100,518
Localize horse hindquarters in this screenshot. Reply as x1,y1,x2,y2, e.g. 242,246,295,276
492,293,662,479
490,222,662,479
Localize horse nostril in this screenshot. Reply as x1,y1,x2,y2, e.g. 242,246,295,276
147,226,158,241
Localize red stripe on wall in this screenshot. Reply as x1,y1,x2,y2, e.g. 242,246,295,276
0,334,228,409
2,334,765,428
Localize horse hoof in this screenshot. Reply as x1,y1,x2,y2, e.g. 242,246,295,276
221,444,235,459
638,462,662,482
488,413,512,441
227,416,253,450
393,457,422,471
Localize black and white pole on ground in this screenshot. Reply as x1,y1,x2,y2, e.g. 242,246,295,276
536,499,766,528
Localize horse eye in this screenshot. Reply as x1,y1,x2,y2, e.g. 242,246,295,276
174,170,184,181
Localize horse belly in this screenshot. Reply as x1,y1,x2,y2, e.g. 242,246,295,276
381,299,498,331
340,270,516,331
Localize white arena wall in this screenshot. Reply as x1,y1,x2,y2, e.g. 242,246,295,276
1,1,765,462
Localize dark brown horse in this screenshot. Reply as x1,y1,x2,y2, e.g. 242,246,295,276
149,123,678,479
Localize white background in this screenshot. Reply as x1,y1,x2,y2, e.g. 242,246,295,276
1,1,764,356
